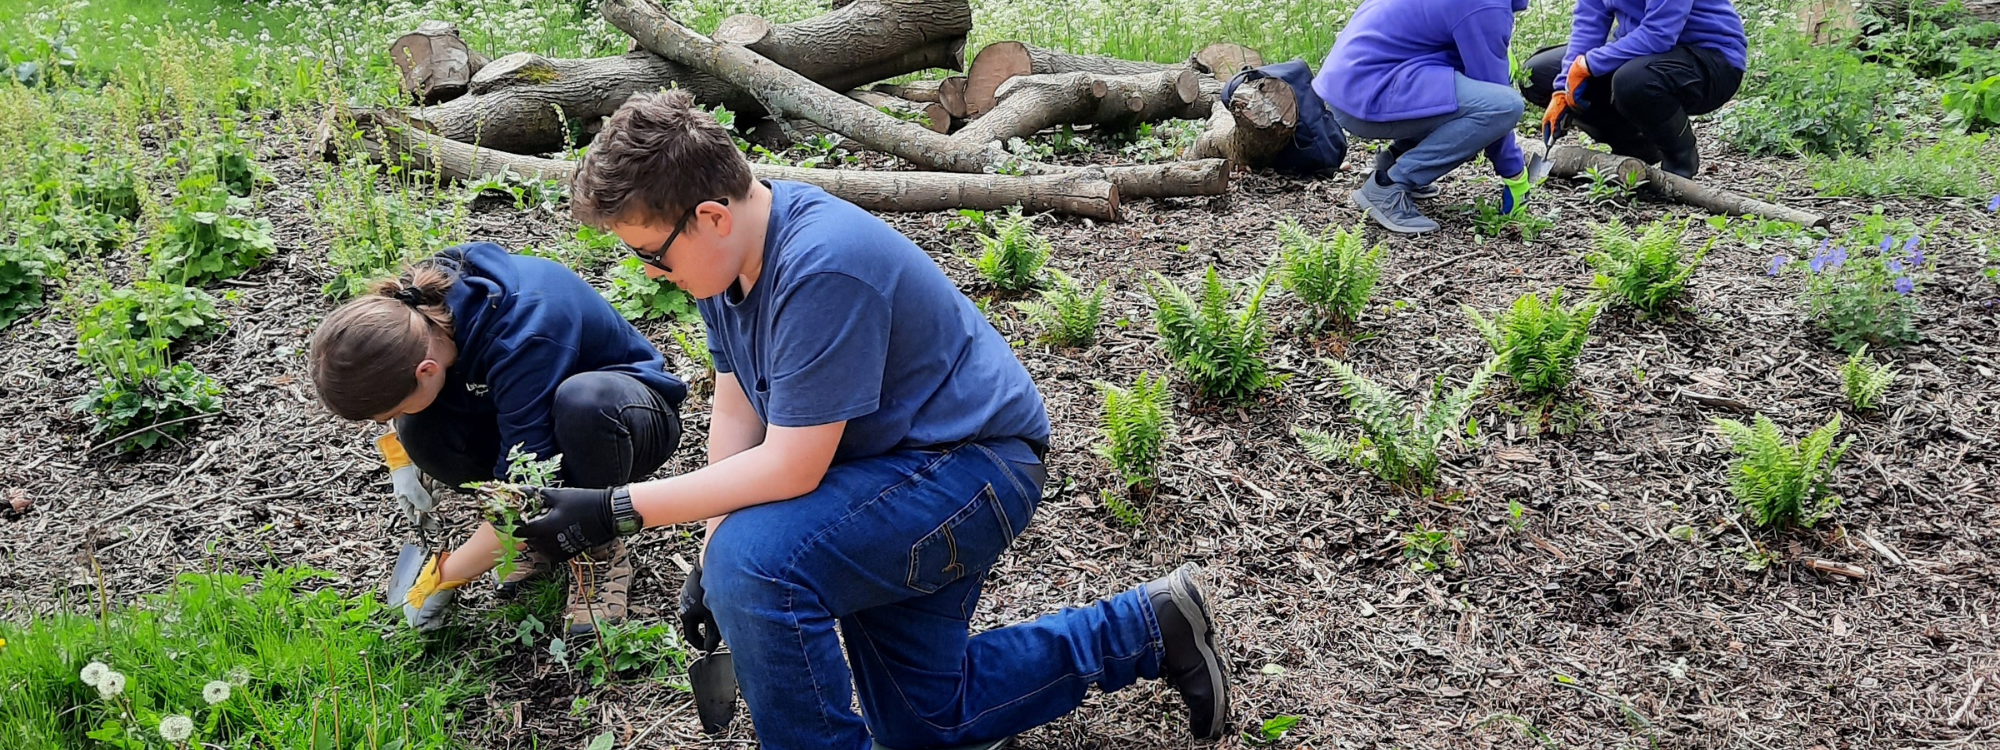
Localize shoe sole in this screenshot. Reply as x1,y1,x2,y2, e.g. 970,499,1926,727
1348,189,1437,235
1167,563,1228,739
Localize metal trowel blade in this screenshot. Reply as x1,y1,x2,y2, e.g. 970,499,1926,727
689,650,738,735
1526,152,1553,184
387,542,427,609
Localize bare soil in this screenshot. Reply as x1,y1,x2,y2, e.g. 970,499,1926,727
3,116,1997,750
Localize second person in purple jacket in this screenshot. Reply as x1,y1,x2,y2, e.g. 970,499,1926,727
1317,0,1533,235
1524,0,1747,177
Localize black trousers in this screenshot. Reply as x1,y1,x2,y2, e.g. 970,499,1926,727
397,371,682,490
1521,44,1743,162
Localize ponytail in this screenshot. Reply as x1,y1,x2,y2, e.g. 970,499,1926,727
309,262,459,420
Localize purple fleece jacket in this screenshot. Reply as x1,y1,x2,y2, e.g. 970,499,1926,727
1314,0,1528,177
1557,0,1748,90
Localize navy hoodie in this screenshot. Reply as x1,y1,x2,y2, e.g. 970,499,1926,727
425,242,686,478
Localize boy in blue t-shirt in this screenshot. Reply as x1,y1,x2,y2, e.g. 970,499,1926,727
510,90,1232,747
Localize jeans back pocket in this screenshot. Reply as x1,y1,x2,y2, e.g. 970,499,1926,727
906,483,1017,595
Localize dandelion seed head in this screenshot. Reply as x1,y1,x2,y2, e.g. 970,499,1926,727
80,661,109,687
227,666,251,686
203,680,231,705
158,715,193,743
96,671,126,699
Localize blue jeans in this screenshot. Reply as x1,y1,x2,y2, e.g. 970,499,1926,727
703,440,1163,750
1330,73,1525,188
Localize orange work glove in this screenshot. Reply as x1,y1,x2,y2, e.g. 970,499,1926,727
1541,92,1573,140
1563,55,1592,102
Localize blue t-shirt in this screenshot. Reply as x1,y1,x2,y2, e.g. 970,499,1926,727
697,181,1049,465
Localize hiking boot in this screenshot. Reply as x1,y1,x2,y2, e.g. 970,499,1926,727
1372,148,1439,199
495,546,555,598
565,539,633,640
1143,563,1230,740
1350,177,1440,234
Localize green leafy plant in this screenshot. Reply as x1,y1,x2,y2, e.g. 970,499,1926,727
1101,489,1145,529
1719,39,1909,157
147,173,275,286
1857,1,2000,78
1581,165,1646,206
316,159,460,298
1838,345,1897,410
672,323,716,398
576,621,689,687
1585,218,1711,315
1401,522,1462,573
1149,267,1278,402
603,257,698,323
555,224,625,272
474,446,564,585
1809,132,2000,198
1465,288,1598,398
1777,233,1925,351
462,167,567,214
76,281,223,369
1107,120,1204,162
1296,357,1500,492
1713,413,1853,529
1013,268,1105,348
73,360,222,452
945,208,998,236
1943,74,2000,131
1470,197,1553,241
169,129,265,198
972,208,1050,292
1242,715,1301,745
1094,373,1172,491
0,241,53,328
1276,218,1382,327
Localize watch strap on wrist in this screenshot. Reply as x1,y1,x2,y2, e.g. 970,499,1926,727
610,486,642,536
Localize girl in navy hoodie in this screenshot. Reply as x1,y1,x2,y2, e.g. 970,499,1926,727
309,242,687,634
1525,0,1748,177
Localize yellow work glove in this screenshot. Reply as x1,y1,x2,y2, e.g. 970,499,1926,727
378,433,439,533
404,552,470,631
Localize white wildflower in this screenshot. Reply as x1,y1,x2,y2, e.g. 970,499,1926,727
80,661,109,687
227,665,251,686
96,671,126,699
203,680,231,704
158,714,193,743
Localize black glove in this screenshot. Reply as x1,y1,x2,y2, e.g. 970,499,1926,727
516,486,618,563
679,562,722,652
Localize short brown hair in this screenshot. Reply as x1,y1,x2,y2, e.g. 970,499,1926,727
571,90,755,229
309,263,457,420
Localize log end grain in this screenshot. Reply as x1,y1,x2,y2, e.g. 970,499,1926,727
966,40,1034,116
713,14,774,46
1191,42,1265,77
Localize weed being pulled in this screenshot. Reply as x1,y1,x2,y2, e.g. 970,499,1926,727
472,446,564,585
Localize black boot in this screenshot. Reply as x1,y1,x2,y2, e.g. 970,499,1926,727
1644,110,1700,178
1143,563,1230,739
1576,120,1663,165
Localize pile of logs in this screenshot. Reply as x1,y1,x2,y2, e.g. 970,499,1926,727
326,0,1296,220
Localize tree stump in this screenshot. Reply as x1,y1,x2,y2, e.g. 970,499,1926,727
1189,42,1264,77
390,21,490,104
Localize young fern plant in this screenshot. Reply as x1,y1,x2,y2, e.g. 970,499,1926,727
1094,373,1173,491
972,208,1049,292
1149,267,1278,402
1838,345,1897,411
1013,268,1106,348
1464,288,1598,398
1713,414,1853,529
1296,356,1502,493
1585,218,1712,314
1276,218,1382,327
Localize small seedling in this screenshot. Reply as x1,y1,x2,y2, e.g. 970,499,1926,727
1471,197,1553,241
1242,715,1300,745
1582,165,1647,206
1465,287,1598,398
1013,268,1105,348
1094,373,1172,491
672,323,716,397
972,208,1050,292
1402,522,1462,573
1585,218,1711,315
1276,218,1382,328
1149,267,1279,402
1712,413,1853,529
1838,345,1897,410
1296,357,1500,493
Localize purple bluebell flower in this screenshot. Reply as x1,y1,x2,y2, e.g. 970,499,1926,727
1879,236,1895,253
1904,235,1920,254
1909,245,1925,268
1809,252,1826,274
1887,258,1905,274
1829,246,1848,270
1768,254,1788,276
1893,276,1915,295
1988,193,2000,212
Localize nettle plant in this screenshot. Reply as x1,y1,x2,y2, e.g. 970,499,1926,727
1585,218,1711,315
1838,345,1898,411
1013,268,1105,348
1149,267,1279,402
972,208,1050,292
604,257,698,323
473,446,564,584
1276,218,1382,328
147,173,275,286
1297,357,1501,493
1465,288,1598,398
1713,414,1853,529
1772,232,1926,352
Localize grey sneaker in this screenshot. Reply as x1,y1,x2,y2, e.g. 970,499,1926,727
1371,148,1440,200
1144,563,1230,739
1350,178,1440,234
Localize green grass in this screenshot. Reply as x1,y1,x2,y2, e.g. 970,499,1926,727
1809,133,2000,198
0,567,484,750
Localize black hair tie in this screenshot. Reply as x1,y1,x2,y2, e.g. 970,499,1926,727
392,285,426,307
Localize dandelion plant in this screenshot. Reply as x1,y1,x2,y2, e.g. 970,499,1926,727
1275,218,1382,327
972,208,1049,292
1095,373,1172,490
1014,268,1106,348
1296,356,1501,492
1713,413,1853,528
1838,345,1897,411
1464,288,1598,398
1585,218,1711,314
1149,267,1278,402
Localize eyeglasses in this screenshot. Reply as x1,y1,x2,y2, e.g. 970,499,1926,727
624,197,729,273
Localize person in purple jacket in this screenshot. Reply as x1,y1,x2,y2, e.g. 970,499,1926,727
1317,0,1533,234
1524,0,1748,177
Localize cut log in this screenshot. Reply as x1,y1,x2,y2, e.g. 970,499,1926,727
965,41,1184,116
1799,0,1862,43
711,0,971,93
314,108,1121,220
1522,141,1830,227
390,21,491,104
408,0,971,154
1184,76,1298,169
871,76,968,119
955,70,1205,146
1102,160,1231,200
847,89,951,134
1188,42,1264,77
1863,0,2000,22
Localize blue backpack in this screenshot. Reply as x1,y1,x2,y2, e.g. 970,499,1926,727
1220,59,1349,177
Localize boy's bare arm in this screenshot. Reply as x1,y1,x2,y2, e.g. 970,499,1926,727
700,373,767,551
439,522,505,583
